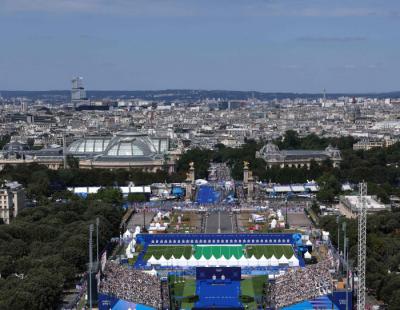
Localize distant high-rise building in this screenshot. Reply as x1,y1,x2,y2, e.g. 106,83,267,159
71,77,87,105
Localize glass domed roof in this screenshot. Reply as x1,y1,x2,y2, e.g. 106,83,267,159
103,135,158,158
67,137,111,154
66,130,164,161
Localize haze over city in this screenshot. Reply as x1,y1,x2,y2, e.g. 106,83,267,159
1,1,400,310
1,0,400,92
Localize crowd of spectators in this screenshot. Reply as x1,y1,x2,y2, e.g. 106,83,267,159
269,259,333,308
99,262,162,309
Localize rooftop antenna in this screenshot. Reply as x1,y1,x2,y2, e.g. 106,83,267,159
323,88,326,104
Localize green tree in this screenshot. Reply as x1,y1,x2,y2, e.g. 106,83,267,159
127,193,147,203
66,155,80,169
27,138,35,149
90,187,123,205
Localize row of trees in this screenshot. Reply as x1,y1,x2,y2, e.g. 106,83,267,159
0,196,124,309
319,212,400,309
0,163,184,201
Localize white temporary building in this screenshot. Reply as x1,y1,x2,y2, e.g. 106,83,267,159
129,239,136,253
125,243,134,259
157,255,167,266
208,256,219,267
270,255,279,266
288,256,300,267
279,256,289,265
147,255,157,265
248,255,259,267
237,256,249,267
123,229,132,239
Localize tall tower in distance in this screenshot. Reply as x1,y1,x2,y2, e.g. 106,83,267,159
71,77,87,106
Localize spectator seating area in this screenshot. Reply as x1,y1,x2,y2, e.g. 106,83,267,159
99,262,162,309
269,260,333,308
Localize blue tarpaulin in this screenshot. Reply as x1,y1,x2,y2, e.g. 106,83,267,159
196,185,220,204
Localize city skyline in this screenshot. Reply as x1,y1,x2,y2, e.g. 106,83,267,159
0,0,399,92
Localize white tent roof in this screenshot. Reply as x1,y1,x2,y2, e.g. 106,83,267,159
227,256,240,266
248,255,259,267
157,255,168,265
207,256,219,267
291,185,305,192
125,244,133,258
274,185,291,192
259,255,269,266
288,256,300,267
123,229,132,239
176,256,189,267
237,256,248,267
270,255,279,266
197,255,209,267
304,251,312,259
147,255,157,265
279,256,289,264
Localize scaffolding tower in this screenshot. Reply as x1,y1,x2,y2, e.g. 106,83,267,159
357,182,367,310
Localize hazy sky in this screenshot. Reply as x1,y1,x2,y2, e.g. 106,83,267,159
0,0,399,92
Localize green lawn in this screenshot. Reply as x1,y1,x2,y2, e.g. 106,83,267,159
170,278,196,310
241,275,267,309
143,245,193,260
245,245,294,259
241,278,256,309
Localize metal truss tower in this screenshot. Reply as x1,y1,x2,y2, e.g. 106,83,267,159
357,182,367,310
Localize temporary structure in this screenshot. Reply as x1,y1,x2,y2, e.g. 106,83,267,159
270,255,279,266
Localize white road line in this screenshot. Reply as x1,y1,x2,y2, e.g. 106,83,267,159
218,211,221,233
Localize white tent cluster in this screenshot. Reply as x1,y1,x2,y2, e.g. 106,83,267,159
146,254,299,267
125,226,141,259
148,212,170,233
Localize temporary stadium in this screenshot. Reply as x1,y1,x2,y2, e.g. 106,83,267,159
98,232,352,310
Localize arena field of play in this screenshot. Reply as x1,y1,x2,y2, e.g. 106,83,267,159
168,275,267,310
143,246,193,260
245,245,295,258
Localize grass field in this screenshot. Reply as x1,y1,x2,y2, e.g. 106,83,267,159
245,245,294,259
241,275,267,309
143,246,193,260
170,278,196,310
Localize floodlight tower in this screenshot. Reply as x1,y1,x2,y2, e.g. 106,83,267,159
63,133,67,169
88,224,94,310
357,182,367,310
